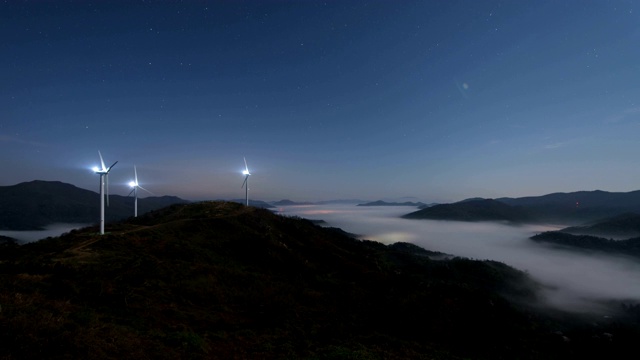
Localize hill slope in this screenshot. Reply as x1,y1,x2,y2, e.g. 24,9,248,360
498,190,640,223
402,199,530,223
1,201,639,359
560,212,640,239
0,180,188,230
531,231,640,258
403,190,640,224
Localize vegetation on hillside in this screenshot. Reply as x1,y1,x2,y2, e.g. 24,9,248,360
1,202,639,359
531,231,640,258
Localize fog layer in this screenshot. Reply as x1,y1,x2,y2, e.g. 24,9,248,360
277,204,640,313
0,223,89,244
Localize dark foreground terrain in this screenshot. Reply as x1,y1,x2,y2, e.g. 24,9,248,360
1,202,639,359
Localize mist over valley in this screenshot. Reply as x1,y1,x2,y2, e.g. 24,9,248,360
0,223,89,244
278,204,640,314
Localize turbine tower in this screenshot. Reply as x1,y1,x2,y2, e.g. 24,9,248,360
92,151,117,235
128,165,153,217
241,157,251,206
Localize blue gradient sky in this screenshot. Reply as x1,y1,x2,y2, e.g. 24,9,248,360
2,1,639,202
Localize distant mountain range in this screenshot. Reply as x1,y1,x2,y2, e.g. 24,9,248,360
272,199,431,207
270,199,369,206
227,199,275,208
0,180,189,230
403,190,640,225
8,181,640,230
403,199,530,223
497,190,640,223
271,199,315,206
357,200,427,207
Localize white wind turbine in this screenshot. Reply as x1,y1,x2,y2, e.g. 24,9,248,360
92,151,117,235
128,165,153,217
241,157,251,206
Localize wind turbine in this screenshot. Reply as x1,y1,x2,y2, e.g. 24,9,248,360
92,151,117,235
241,157,251,206
128,165,153,217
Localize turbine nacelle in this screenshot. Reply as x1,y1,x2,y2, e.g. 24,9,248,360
128,166,153,195
93,151,117,174
242,156,251,176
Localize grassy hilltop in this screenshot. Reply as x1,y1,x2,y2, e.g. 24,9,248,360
1,202,639,359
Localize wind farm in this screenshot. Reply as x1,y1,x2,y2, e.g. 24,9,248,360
86,155,257,234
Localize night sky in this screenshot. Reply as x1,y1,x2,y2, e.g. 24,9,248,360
2,1,639,202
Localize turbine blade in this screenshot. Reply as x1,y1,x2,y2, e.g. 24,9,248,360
98,151,106,171
134,165,138,183
138,185,154,196
128,188,135,197
244,157,249,172
107,160,118,172
242,176,248,189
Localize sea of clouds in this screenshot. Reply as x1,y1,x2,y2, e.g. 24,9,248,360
277,204,640,314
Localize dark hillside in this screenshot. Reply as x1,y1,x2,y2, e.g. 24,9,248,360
402,199,530,223
0,180,98,230
531,232,640,258
498,190,640,223
561,213,640,239
0,234,17,245
1,202,638,359
0,180,188,230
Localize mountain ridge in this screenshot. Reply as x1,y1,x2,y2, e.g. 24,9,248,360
403,199,530,223
560,212,640,239
404,190,640,224
357,200,426,207
0,180,189,230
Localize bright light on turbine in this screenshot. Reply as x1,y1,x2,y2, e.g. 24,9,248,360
129,181,136,187
92,166,100,172
242,169,250,175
